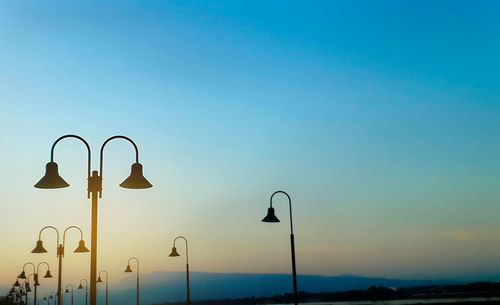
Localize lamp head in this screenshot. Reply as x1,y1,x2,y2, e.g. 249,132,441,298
65,288,69,293
262,207,280,223
44,270,53,278
169,247,180,257
34,162,69,189
18,271,26,279
124,265,133,273
34,278,40,287
49,294,53,299
26,285,31,293
31,240,48,253
14,280,20,287
119,163,152,189
74,240,90,253
96,276,103,283
77,284,83,290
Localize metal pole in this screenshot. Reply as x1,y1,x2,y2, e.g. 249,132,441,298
290,234,298,305
33,280,37,305
186,264,190,305
136,272,139,305
57,248,63,305
89,170,100,305
105,282,108,305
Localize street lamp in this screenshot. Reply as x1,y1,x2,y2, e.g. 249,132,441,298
97,270,109,305
50,292,57,305
34,134,152,305
77,279,88,305
29,262,53,305
31,225,89,305
168,236,190,305
124,257,139,305
261,191,299,305
64,284,74,305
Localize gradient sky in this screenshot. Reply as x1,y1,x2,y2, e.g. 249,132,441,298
1,0,500,293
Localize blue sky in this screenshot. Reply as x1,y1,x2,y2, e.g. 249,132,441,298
1,0,500,288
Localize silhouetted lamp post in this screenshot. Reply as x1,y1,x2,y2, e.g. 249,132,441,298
28,262,53,305
97,270,109,305
77,279,88,305
31,226,89,305
35,134,152,305
169,236,190,305
124,257,139,305
65,284,74,305
261,191,298,305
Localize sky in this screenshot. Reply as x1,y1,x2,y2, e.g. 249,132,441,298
1,0,500,294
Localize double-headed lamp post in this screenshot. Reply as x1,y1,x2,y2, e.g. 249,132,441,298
169,236,190,305
31,226,89,305
124,257,139,305
97,270,109,305
77,279,88,305
64,284,74,305
261,191,298,305
34,134,152,305
21,262,53,305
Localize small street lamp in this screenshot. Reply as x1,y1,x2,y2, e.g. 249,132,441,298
261,191,299,305
124,257,139,305
169,236,190,305
64,284,74,305
31,225,89,305
77,279,88,305
97,270,109,305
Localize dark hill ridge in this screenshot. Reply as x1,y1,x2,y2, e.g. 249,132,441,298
109,271,455,305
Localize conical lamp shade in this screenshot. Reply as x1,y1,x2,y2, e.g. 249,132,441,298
77,284,83,289
74,240,90,253
31,240,48,253
262,207,280,222
96,276,103,283
44,270,53,278
65,288,69,293
26,285,32,293
124,265,133,273
169,247,180,257
119,163,152,189
14,280,20,287
34,162,70,189
18,271,26,279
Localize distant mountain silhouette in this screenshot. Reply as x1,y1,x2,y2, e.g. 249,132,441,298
106,271,457,305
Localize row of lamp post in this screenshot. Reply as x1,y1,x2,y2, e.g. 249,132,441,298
28,134,300,305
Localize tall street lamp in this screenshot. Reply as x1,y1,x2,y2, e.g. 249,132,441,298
124,257,139,305
77,279,88,305
169,236,190,305
34,134,152,305
64,284,74,305
31,225,89,305
261,191,298,305
97,270,109,305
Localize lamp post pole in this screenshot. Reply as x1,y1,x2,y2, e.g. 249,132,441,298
124,257,139,305
97,270,109,305
35,135,152,305
32,226,89,305
262,191,298,305
168,236,190,305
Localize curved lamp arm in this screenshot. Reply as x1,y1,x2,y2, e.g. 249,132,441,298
23,263,36,274
127,257,140,277
36,262,50,274
62,226,84,249
50,135,91,179
65,284,73,293
79,279,88,289
39,226,60,257
99,135,139,177
270,191,294,234
98,270,109,282
173,236,189,264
